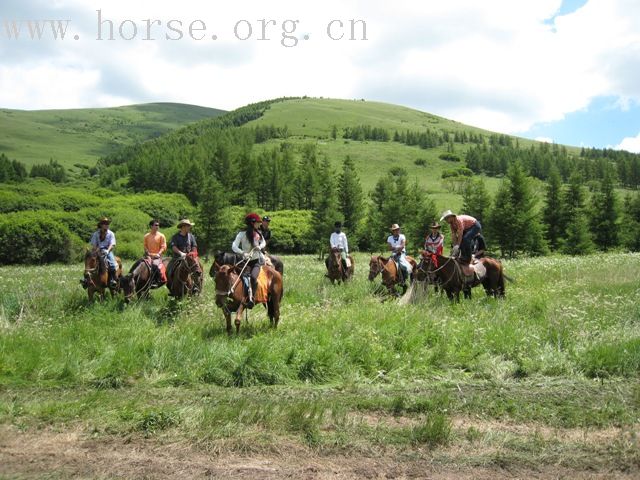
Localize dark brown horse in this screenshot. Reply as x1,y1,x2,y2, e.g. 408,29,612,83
166,252,203,299
120,257,167,302
82,250,122,302
325,248,354,284
421,254,507,301
214,264,283,335
368,255,417,296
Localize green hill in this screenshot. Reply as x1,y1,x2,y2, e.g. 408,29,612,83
0,102,225,171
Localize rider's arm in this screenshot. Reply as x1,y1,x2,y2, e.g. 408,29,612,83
343,234,349,254
231,232,244,255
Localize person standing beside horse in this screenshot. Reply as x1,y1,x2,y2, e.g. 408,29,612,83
387,224,412,288
232,213,267,308
167,219,202,294
328,221,350,278
87,217,118,289
440,210,482,264
143,219,167,287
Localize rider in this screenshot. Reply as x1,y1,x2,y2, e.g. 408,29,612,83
424,222,444,256
329,221,349,275
168,219,201,291
259,216,272,245
472,233,487,259
387,223,411,287
440,210,482,264
143,219,167,286
88,217,118,288
232,213,266,308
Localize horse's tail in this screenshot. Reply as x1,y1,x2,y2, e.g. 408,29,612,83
503,273,514,283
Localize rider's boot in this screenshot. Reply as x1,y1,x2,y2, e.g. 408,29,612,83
108,269,117,289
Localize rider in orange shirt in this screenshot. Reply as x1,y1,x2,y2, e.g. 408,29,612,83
143,219,167,285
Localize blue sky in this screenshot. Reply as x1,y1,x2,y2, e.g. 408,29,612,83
0,0,639,151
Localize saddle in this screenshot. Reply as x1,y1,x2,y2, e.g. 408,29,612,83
241,266,270,305
458,259,486,282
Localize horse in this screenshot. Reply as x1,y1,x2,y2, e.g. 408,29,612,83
120,257,167,302
209,251,284,278
214,263,283,335
166,252,203,299
422,254,507,301
325,248,354,284
368,255,417,296
415,252,441,293
82,250,122,302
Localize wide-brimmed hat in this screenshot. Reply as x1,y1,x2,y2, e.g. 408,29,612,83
245,213,262,224
439,210,456,221
97,217,111,227
430,222,442,229
390,223,401,231
177,219,194,228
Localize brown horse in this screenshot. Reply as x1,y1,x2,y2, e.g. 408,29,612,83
82,250,122,302
325,249,354,284
214,264,283,335
166,253,203,299
421,254,507,301
120,257,167,302
368,255,417,296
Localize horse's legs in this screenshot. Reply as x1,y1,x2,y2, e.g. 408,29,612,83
463,287,471,299
235,304,244,334
225,311,232,336
498,273,505,298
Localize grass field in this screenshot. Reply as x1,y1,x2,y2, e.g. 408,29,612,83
1,253,638,478
0,102,224,170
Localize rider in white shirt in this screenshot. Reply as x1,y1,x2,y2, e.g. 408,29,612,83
387,223,412,286
329,221,349,272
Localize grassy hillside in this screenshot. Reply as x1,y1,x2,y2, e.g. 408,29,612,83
0,103,225,170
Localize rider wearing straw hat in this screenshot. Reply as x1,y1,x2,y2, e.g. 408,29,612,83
439,210,482,264
387,223,411,286
232,213,267,308
167,219,200,289
88,217,118,288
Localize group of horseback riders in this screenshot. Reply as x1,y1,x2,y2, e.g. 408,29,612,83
82,208,488,302
82,213,275,305
328,210,486,288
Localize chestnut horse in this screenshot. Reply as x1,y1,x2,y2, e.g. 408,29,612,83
421,254,507,301
325,248,354,284
83,250,122,302
368,255,417,296
214,264,283,335
166,252,203,299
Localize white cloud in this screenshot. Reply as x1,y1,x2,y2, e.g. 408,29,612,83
615,132,640,153
0,0,638,140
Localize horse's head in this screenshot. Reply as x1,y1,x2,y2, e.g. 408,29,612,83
415,252,432,282
214,264,236,307
84,250,99,279
368,255,384,281
119,273,135,302
328,249,342,274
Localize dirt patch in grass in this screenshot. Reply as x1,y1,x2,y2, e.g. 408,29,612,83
1,424,638,480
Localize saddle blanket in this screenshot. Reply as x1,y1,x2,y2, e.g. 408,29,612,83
462,260,486,280
255,266,270,303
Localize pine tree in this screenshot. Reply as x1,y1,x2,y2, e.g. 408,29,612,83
542,166,563,251
560,173,594,255
337,156,364,234
311,157,339,255
197,177,232,254
621,194,640,251
404,180,438,253
487,162,547,257
589,171,619,251
461,178,491,225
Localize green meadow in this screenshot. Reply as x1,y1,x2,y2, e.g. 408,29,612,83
1,253,638,474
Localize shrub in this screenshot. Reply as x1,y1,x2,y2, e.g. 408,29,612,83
0,211,83,264
414,159,427,167
439,153,461,162
267,210,315,254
